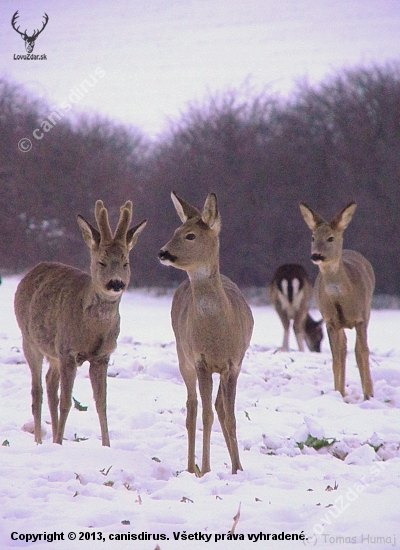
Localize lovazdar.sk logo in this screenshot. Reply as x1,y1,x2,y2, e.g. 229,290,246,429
12,10,49,60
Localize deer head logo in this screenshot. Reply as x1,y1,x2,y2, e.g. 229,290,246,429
12,11,49,53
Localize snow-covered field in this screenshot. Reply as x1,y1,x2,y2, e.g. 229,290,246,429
1,2,399,547
0,276,399,549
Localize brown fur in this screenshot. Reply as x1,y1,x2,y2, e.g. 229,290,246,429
269,263,323,352
159,192,253,475
300,202,375,399
14,200,147,445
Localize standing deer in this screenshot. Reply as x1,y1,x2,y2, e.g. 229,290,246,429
299,202,375,399
269,263,323,352
158,192,253,475
14,200,147,445
11,11,49,53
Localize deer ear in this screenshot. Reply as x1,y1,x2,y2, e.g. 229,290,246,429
299,203,325,231
330,202,357,231
171,191,201,222
126,219,147,251
77,215,100,249
202,193,221,232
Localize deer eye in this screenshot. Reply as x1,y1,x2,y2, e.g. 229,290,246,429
311,235,315,242
186,233,196,240
327,236,334,242
98,261,107,267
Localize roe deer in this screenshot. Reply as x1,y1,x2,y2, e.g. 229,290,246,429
299,202,375,399
158,192,254,475
14,200,147,445
269,263,323,352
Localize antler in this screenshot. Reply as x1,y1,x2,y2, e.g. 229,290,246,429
114,201,133,242
31,13,49,40
94,200,113,243
11,11,25,37
11,11,49,40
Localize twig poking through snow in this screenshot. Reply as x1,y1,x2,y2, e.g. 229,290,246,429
230,502,241,534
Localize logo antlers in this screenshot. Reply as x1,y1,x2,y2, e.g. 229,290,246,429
12,11,49,53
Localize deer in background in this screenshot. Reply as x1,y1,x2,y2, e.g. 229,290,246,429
14,200,147,445
158,192,254,475
269,263,323,352
299,202,375,399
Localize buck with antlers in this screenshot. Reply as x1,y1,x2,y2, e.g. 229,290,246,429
11,11,49,53
159,192,254,475
299,202,375,399
269,263,323,352
14,200,147,445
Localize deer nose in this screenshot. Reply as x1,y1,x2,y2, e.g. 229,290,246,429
106,279,126,292
158,249,177,263
311,253,326,263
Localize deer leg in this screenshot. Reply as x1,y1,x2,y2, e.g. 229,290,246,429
216,366,242,474
327,325,347,396
196,361,213,476
276,309,290,351
89,357,110,447
184,376,198,474
355,322,374,400
215,383,232,457
23,339,44,444
177,348,198,473
45,359,60,442
185,383,198,474
54,356,77,444
293,313,307,352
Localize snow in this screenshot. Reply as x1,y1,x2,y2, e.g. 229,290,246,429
1,1,400,547
0,276,399,549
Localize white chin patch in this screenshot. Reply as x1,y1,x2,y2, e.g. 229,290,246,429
160,258,174,266
104,288,123,296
